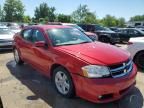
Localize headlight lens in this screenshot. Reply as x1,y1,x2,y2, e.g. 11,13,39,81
82,65,110,78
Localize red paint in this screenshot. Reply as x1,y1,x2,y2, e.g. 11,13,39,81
13,25,137,103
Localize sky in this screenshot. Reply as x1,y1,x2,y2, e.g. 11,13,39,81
0,0,144,21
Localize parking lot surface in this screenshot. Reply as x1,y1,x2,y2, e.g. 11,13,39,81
0,50,144,108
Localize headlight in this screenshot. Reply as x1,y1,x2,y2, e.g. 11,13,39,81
82,65,110,78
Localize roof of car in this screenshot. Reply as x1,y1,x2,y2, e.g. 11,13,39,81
119,28,141,30
25,25,71,30
62,23,76,26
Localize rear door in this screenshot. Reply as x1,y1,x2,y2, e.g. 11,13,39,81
19,28,34,63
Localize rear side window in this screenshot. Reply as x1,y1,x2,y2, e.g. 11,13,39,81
32,29,45,43
22,29,32,41
87,25,95,32
122,30,128,34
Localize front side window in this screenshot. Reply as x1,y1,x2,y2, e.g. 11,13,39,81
128,29,135,35
122,30,128,34
22,29,32,41
32,29,45,43
47,28,92,46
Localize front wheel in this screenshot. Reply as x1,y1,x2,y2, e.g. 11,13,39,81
53,67,75,98
134,51,144,69
13,48,24,65
99,36,110,43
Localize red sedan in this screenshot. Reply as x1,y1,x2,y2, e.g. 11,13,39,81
13,25,137,103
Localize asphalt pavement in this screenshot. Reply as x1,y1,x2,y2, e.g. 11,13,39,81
0,49,144,108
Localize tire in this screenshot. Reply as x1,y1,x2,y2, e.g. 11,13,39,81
99,36,110,43
52,67,75,98
13,48,24,65
110,41,116,45
134,51,144,69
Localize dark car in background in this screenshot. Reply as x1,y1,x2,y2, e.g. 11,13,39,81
78,24,120,44
117,28,144,42
109,27,120,32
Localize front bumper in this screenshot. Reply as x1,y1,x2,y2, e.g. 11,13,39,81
72,64,137,103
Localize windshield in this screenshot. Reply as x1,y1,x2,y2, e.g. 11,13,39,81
47,28,92,46
136,29,144,35
0,28,13,35
69,25,85,32
94,25,106,31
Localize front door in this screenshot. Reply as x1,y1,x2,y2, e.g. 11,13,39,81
30,29,52,75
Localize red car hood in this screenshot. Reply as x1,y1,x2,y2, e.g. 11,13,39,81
55,42,130,65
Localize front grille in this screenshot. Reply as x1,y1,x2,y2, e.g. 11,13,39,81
0,39,13,43
109,59,133,78
0,45,12,48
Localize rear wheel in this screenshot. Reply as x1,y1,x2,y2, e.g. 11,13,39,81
52,67,75,98
13,48,24,65
134,51,144,69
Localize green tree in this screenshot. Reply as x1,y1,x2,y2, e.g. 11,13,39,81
3,0,24,22
83,12,98,24
101,15,126,27
34,3,56,22
23,15,31,23
71,4,89,23
101,15,118,27
0,5,4,21
130,15,144,21
71,4,98,24
117,17,126,27
57,14,71,22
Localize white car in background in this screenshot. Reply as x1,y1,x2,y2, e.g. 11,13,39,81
8,26,21,33
126,37,144,69
0,26,14,50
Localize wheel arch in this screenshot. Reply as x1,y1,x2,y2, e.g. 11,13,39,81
99,35,110,40
133,50,144,62
50,63,70,79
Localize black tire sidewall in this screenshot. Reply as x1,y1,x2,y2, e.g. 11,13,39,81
135,52,144,69
52,67,75,98
100,36,110,43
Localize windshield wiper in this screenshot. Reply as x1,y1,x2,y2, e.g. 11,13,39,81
79,41,91,44
56,41,91,46
56,43,77,46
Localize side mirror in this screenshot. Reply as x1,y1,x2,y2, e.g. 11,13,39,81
34,41,46,47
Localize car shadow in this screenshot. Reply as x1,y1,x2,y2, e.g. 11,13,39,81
6,60,144,108
138,68,144,73
0,97,3,108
